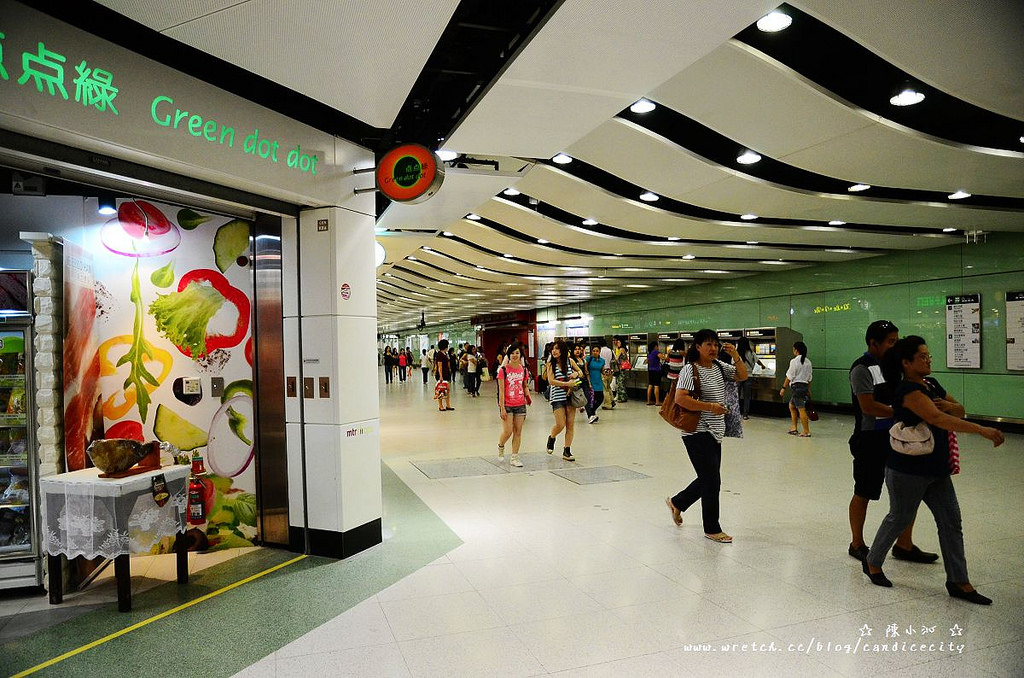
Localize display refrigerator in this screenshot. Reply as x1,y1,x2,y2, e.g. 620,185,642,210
0,316,40,589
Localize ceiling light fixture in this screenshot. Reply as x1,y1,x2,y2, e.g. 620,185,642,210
737,150,761,165
740,213,758,221
639,191,659,202
502,187,520,196
889,89,925,107
536,238,549,244
942,227,957,233
948,190,971,200
442,231,453,237
436,149,458,162
746,240,759,245
756,10,792,32
828,220,846,226
503,253,514,258
626,284,650,288
681,254,696,260
552,153,572,164
466,213,481,220
581,218,598,226
97,193,117,216
848,183,871,192
630,98,656,114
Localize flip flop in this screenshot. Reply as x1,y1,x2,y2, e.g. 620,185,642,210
787,430,799,436
799,433,811,437
665,497,682,526
705,532,733,543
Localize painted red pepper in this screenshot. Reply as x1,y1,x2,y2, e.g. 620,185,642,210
171,269,250,358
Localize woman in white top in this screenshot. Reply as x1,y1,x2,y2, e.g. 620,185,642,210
780,341,813,437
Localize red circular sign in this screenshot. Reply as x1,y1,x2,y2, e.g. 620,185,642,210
340,283,351,300
376,144,444,203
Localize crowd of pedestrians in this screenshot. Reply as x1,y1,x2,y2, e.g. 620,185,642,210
382,322,1006,606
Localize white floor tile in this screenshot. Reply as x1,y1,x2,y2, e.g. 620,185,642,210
398,626,545,678
380,590,504,642
277,598,395,658
275,643,411,677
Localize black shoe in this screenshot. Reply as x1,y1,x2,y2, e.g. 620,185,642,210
862,560,892,587
945,582,992,605
892,544,939,563
848,543,869,562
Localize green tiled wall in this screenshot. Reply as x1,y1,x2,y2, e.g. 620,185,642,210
541,232,1024,420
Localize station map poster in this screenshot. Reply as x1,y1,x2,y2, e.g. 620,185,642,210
946,294,981,369
1007,291,1024,371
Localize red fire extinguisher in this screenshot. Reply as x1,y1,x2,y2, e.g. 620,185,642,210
187,451,208,527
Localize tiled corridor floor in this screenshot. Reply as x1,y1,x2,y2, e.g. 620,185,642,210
3,374,1021,676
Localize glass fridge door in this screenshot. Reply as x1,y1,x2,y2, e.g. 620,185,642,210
0,329,33,558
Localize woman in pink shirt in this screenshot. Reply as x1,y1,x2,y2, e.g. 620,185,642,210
497,342,532,468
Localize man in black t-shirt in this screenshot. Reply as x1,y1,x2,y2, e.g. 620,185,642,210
847,320,937,564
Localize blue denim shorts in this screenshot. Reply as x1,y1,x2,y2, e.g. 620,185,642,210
504,405,527,416
790,382,810,409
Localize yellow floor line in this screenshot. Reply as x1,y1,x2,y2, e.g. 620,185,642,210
12,553,308,678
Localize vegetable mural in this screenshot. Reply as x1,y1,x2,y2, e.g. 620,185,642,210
65,199,257,551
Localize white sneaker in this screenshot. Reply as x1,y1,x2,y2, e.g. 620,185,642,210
510,455,523,468
497,445,505,458
587,415,598,424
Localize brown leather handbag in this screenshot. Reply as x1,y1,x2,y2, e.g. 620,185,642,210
660,364,702,432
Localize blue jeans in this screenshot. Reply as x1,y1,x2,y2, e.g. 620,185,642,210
867,468,968,582
670,432,723,534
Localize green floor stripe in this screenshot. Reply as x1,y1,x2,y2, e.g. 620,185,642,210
2,462,461,677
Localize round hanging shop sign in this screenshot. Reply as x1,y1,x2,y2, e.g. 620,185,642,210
376,144,444,203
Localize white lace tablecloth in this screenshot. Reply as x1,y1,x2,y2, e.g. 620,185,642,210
39,466,189,560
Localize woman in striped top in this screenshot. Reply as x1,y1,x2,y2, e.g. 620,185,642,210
545,340,584,461
664,329,748,543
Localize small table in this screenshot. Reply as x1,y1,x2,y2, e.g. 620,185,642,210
40,465,190,612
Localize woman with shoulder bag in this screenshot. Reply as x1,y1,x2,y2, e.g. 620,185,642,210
863,336,1003,603
664,330,747,543
545,340,584,461
497,342,532,468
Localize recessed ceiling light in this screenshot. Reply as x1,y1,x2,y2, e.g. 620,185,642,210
436,149,458,161
848,184,871,192
703,270,729,274
746,240,759,245
422,246,432,251
407,256,417,261
664,278,690,282
639,191,659,202
667,236,681,241
681,254,696,260
828,220,846,226
948,190,971,200
552,153,572,164
622,268,647,272
889,89,925,107
756,10,792,32
1020,135,1024,144
442,231,453,237
625,284,650,288
502,187,520,196
466,213,481,220
502,253,514,258
582,218,598,226
942,227,957,233
630,98,656,113
737,150,762,165
537,238,549,244
761,260,789,265
740,213,758,221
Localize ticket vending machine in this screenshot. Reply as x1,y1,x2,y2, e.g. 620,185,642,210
283,208,381,558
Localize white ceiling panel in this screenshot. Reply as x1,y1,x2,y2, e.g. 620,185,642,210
154,0,458,128
448,0,777,157
514,167,955,249
653,44,1024,197
94,1,240,31
793,0,1024,120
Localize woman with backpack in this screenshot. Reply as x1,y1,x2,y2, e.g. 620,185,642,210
497,342,532,468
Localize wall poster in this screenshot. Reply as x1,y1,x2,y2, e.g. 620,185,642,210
63,199,257,551
945,294,981,369
1006,291,1024,371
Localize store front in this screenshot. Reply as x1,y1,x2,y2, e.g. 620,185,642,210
0,0,381,591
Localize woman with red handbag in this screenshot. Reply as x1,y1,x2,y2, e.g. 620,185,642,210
664,329,747,543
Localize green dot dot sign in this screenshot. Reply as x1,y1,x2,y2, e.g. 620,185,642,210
376,144,444,203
